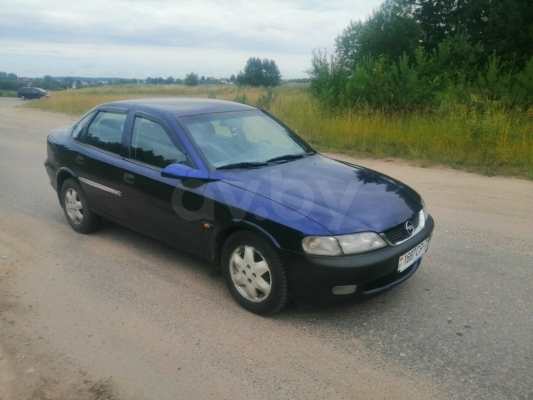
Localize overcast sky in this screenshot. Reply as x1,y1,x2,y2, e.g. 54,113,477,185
0,0,381,79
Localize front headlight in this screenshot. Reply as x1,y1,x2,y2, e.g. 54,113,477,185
336,232,387,254
301,236,343,256
421,197,429,221
302,232,387,256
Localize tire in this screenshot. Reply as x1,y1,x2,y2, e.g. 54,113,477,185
60,178,102,233
221,231,289,315
20,96,25,100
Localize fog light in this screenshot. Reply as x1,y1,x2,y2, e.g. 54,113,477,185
332,285,357,295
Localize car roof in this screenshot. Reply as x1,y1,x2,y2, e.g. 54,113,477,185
103,98,257,117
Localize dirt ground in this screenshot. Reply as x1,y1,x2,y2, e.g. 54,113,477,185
0,98,532,399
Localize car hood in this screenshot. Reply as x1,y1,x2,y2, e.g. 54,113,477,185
210,154,422,235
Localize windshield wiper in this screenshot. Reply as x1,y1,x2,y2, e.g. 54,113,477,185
266,152,315,163
217,161,268,170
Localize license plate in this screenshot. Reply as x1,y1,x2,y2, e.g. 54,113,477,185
398,238,429,273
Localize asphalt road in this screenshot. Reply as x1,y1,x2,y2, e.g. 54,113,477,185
0,97,531,399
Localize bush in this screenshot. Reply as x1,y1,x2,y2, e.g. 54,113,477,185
255,88,277,110
233,92,247,104
310,38,533,112
512,58,533,107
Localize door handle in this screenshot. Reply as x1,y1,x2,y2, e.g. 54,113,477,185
76,155,84,165
123,173,135,184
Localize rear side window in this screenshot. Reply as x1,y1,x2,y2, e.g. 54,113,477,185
86,111,127,155
130,116,186,169
72,112,94,140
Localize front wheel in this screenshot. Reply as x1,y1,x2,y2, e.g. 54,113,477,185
221,231,289,315
60,178,101,233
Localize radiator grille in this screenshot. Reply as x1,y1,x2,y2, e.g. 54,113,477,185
383,212,421,244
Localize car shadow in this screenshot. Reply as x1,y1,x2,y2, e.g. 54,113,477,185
91,219,422,322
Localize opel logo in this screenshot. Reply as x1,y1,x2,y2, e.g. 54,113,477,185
405,221,414,235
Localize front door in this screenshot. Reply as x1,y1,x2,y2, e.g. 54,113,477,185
121,112,206,255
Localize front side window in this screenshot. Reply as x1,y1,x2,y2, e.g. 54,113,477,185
130,116,186,169
85,111,127,155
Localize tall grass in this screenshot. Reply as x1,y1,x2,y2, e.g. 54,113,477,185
0,89,17,97
22,85,273,115
22,84,533,178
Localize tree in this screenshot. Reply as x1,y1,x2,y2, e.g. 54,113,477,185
406,0,457,52
184,72,199,86
230,74,236,83
408,0,533,68
0,71,24,91
262,59,282,86
335,0,420,67
236,57,282,87
63,77,74,88
165,76,175,84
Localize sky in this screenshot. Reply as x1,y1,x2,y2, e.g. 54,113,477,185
0,0,381,79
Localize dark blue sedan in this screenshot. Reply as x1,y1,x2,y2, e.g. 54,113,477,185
45,98,434,314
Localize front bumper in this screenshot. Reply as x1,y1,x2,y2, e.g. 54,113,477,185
282,215,435,300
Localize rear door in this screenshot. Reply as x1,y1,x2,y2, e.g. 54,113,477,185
121,111,206,254
74,107,129,220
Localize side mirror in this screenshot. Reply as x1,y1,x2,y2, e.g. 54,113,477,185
161,163,213,181
161,163,193,179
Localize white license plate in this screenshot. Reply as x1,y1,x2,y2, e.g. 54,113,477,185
398,238,429,273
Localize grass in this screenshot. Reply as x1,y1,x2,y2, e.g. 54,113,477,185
21,84,533,178
21,85,272,115
0,89,17,97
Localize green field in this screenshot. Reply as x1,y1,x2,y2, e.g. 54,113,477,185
21,84,533,178
0,89,17,97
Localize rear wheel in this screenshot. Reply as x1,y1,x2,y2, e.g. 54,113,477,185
60,178,101,233
221,231,289,315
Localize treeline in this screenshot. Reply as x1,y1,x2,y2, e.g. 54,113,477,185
309,0,533,111
0,72,70,92
0,72,23,91
141,75,235,85
0,72,239,92
0,73,82,91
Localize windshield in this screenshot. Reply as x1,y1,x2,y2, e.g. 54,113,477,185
178,111,313,169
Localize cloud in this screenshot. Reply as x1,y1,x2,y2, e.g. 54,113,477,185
0,0,381,78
